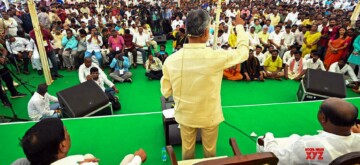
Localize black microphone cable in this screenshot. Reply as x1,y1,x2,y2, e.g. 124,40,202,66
223,121,257,143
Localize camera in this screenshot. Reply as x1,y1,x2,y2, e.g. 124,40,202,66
94,32,101,36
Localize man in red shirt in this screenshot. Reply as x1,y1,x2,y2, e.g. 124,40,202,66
122,29,138,68
30,25,63,80
317,18,340,60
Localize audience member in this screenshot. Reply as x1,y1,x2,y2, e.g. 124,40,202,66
284,50,307,81
109,53,132,83
27,83,60,121
20,118,147,165
264,50,284,80
145,55,163,80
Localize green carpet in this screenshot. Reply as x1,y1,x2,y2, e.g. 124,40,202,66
0,67,358,120
0,40,359,164
0,98,359,165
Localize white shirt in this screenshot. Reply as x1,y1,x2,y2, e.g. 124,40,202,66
257,131,360,165
28,92,58,121
6,37,32,54
247,32,260,47
171,19,183,30
92,77,114,92
284,12,298,24
306,59,326,71
86,35,103,52
286,57,307,74
78,63,107,83
282,51,293,64
283,32,295,47
145,57,163,72
133,33,149,48
329,62,358,82
269,32,284,46
254,52,265,66
303,54,311,61
129,27,138,35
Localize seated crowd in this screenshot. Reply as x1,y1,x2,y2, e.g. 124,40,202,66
0,0,360,164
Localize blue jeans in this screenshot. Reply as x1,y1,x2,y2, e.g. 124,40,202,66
47,51,59,76
136,48,147,64
40,103,60,120
85,51,103,66
105,88,115,96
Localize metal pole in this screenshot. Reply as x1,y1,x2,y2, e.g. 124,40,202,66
212,0,222,50
28,0,53,85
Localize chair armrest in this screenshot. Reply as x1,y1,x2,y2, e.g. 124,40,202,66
229,138,242,156
166,145,178,165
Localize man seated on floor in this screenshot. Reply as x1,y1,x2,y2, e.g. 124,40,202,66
329,58,359,86
27,83,60,121
284,50,307,81
257,98,360,165
263,50,284,80
89,67,119,96
222,44,243,81
282,45,297,66
155,45,169,63
79,57,106,83
254,45,265,67
145,55,163,80
306,52,326,71
263,45,275,59
109,53,132,83
242,48,264,81
20,118,147,165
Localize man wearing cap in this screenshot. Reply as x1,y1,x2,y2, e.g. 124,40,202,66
27,83,60,121
161,10,249,160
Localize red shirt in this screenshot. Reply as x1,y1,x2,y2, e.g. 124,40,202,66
29,29,53,52
318,26,340,47
123,34,134,48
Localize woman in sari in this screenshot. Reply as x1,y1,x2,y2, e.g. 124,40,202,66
324,27,350,70
301,24,321,57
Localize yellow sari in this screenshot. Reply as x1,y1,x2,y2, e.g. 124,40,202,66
301,31,321,56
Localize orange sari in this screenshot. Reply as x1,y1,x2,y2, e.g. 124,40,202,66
324,36,350,70
223,64,243,81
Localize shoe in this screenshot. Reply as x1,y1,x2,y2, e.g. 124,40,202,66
38,70,43,75
124,78,132,83
23,71,30,75
10,93,27,99
56,74,64,78
2,102,11,108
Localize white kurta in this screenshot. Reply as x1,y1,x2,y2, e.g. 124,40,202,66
257,131,360,165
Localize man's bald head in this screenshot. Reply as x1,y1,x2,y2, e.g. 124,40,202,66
319,98,358,127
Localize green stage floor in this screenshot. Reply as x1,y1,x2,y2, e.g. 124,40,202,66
1,98,360,165
0,40,359,164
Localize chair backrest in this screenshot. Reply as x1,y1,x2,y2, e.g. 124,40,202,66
166,145,179,165
329,152,360,165
194,152,279,165
229,138,241,156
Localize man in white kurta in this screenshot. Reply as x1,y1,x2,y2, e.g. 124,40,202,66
329,59,359,85
160,10,249,160
284,51,307,80
257,98,360,165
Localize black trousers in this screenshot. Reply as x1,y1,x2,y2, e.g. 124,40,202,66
0,67,18,103
145,70,163,80
8,52,30,72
